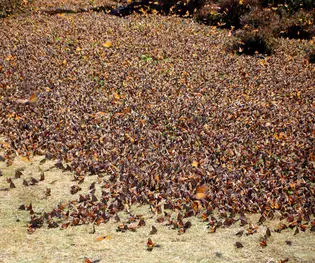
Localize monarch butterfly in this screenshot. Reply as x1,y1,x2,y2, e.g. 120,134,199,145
147,238,160,251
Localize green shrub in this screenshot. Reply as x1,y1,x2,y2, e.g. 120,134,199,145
260,0,314,11
231,29,274,55
162,0,206,16
240,6,280,29
195,1,223,25
114,0,206,16
219,0,251,28
278,10,315,39
239,2,314,39
280,24,313,39
308,51,315,63
196,0,258,28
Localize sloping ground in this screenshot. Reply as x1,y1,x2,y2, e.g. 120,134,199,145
31,0,119,14
0,3,314,263
0,0,118,17
31,0,117,9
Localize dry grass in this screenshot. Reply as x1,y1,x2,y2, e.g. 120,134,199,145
0,153,314,263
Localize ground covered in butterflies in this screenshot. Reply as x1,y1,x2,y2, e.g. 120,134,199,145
0,1,314,262
1,156,314,263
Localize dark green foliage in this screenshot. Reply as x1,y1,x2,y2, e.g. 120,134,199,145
196,0,258,28
308,51,315,63
195,2,223,25
240,6,280,29
152,0,205,16
280,24,313,39
169,0,205,16
240,6,314,40
197,0,314,33
260,0,314,11
278,10,315,39
218,0,252,28
111,0,206,17
232,30,273,55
